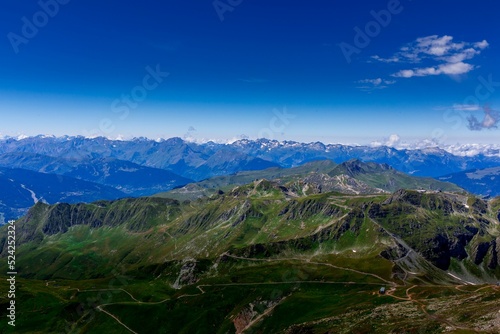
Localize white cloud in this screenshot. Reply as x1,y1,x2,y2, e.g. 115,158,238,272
387,134,401,146
358,78,383,86
438,61,474,75
412,35,465,58
445,143,500,157
415,66,440,76
452,104,481,111
370,55,400,63
372,35,488,79
393,69,414,78
371,134,401,147
393,61,475,78
444,48,479,63
356,78,396,91
475,40,489,49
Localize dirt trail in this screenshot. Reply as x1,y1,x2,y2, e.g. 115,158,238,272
224,253,395,286
96,305,139,334
240,296,288,334
44,282,173,333
455,284,496,293
44,260,497,333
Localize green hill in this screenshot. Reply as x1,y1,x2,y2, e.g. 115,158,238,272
0,181,499,333
156,159,463,201
328,159,463,193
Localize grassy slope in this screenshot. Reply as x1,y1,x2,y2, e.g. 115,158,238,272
155,160,338,201
156,159,464,203
0,187,499,333
0,264,499,333
328,160,464,193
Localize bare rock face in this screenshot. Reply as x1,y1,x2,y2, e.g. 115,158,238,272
17,197,180,239
232,299,281,334
232,305,257,334
380,243,409,261
470,197,488,214
466,237,500,269
382,189,424,206
473,242,491,265
487,239,498,269
382,189,459,214
172,258,198,289
278,198,341,220
370,190,499,272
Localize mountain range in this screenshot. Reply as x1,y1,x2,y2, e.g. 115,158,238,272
1,136,500,180
0,136,499,223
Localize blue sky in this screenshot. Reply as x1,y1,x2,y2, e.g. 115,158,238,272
1,0,499,145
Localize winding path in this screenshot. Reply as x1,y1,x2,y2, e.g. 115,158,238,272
43,253,498,334
223,253,395,285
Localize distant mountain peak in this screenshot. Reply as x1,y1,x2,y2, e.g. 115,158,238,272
2,135,500,158
1,135,500,181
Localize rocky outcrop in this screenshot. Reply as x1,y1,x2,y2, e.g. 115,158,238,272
488,239,498,269
473,242,491,265
278,198,341,220
233,306,257,333
383,189,459,214
470,197,488,214
9,197,180,245
369,191,491,271
380,243,409,261
172,259,198,289
231,208,364,258
468,238,500,269
178,200,263,233
232,299,282,334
